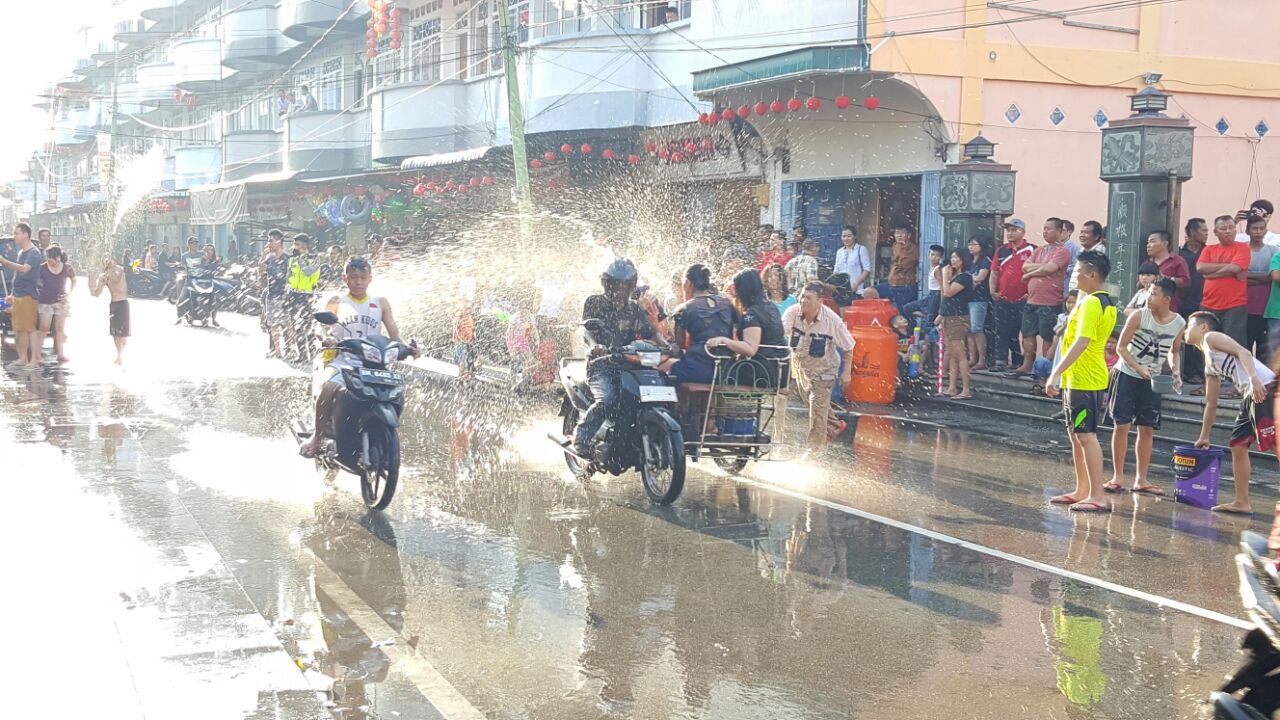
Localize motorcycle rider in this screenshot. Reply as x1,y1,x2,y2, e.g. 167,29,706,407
574,258,664,455
285,233,322,363
173,236,205,324
299,257,417,458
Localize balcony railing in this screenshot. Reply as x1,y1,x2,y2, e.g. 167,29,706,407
135,61,177,105
222,0,298,69
174,144,221,189
284,109,370,173
223,129,283,180
173,38,222,88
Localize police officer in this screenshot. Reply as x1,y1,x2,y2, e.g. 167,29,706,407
285,233,322,363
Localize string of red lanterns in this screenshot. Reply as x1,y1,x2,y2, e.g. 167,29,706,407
366,0,401,58
410,175,496,197
697,95,880,124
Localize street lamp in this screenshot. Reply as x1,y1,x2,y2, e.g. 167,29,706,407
1129,86,1170,117
961,134,996,163
938,134,1016,250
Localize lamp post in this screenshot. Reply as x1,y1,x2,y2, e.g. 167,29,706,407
1099,85,1194,304
938,134,1016,251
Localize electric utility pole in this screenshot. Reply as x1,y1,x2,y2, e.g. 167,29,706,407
496,2,531,213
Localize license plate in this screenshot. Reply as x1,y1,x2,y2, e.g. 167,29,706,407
359,368,404,385
639,385,676,403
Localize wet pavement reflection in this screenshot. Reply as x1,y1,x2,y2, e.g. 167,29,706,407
1,297,1253,718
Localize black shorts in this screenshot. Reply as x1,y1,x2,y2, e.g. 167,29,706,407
1231,383,1278,452
1064,388,1105,434
109,300,130,337
1021,303,1061,342
1109,371,1162,428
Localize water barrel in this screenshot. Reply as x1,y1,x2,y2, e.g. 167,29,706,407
843,299,897,330
1172,445,1223,509
846,324,898,404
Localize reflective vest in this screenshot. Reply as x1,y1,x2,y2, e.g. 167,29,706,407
287,255,320,293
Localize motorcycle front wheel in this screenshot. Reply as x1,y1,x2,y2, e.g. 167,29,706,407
562,407,587,476
360,429,400,510
639,409,685,505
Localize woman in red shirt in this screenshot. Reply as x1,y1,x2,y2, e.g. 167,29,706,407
755,230,793,272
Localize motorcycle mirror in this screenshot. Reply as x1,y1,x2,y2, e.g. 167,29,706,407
313,311,339,325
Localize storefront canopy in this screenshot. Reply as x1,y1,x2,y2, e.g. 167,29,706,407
400,145,503,170
188,170,297,226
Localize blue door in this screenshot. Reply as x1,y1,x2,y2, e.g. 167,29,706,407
800,180,844,264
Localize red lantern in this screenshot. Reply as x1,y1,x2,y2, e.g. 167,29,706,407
174,89,183,101
560,143,573,155
390,18,400,30
864,96,880,110
367,49,377,59
367,17,374,27
544,151,556,162
390,29,402,40
657,147,670,159
531,159,542,169
481,176,494,185
737,105,751,119
436,186,447,194
754,102,768,115
645,142,657,154
375,21,386,33
413,183,427,196
602,148,616,160
580,143,592,154
701,138,714,151
698,113,708,125
426,181,438,191
720,108,735,121
671,152,684,163
391,7,401,19
390,39,401,50
367,28,376,40
835,95,851,109
444,180,457,190
627,154,639,165
458,184,470,193
707,113,720,126
787,98,802,112
806,97,821,111
684,142,697,154
770,100,785,114
374,0,384,11
367,39,378,49
469,177,480,186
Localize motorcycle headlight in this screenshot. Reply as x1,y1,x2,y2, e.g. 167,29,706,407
384,346,399,363
361,344,383,364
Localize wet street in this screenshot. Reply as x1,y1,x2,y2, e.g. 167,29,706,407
4,293,1271,719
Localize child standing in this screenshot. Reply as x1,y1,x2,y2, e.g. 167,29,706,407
452,301,476,377
1124,262,1160,317
1188,311,1279,514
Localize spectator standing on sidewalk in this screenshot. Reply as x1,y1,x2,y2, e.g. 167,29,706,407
36,245,75,363
1197,215,1251,349
1180,217,1209,383
1045,250,1118,513
1011,218,1071,377
0,222,42,368
966,235,993,370
832,225,873,301
990,219,1032,372
1188,311,1279,515
785,240,821,294
935,248,976,399
902,245,944,335
782,283,855,449
1107,278,1184,497
755,230,792,272
1235,200,1279,247
1060,219,1079,294
1245,216,1278,362
1145,230,1189,312
1124,263,1160,317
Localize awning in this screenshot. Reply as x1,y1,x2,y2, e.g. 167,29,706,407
691,45,869,95
400,145,503,170
188,170,299,226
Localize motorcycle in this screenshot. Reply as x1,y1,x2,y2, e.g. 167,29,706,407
177,258,235,326
223,262,262,316
291,311,415,511
550,320,686,505
1213,527,1280,718
128,266,166,299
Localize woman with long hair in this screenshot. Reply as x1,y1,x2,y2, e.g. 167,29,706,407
659,264,736,384
762,262,795,314
706,268,788,388
935,248,976,399
967,235,993,370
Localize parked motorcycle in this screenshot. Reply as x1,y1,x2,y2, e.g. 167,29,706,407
291,311,415,511
551,320,686,505
1213,527,1280,718
223,263,262,316
128,267,166,299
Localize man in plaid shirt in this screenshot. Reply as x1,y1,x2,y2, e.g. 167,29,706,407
786,240,821,294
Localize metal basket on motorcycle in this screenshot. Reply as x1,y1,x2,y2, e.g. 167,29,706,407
703,345,792,444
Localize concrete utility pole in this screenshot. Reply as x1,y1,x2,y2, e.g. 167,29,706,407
496,2,532,213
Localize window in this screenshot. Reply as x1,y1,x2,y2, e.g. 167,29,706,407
408,19,441,82
456,17,469,80
471,2,489,76
319,58,342,110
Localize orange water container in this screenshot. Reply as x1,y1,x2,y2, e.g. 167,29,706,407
846,324,898,404
843,299,897,330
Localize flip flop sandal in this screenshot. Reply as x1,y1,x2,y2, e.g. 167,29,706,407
1212,505,1253,515
1069,501,1112,513
1131,484,1165,496
1103,482,1125,493
1050,494,1081,505
1190,386,1206,396
950,394,974,401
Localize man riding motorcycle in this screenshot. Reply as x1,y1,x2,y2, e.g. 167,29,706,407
173,236,210,324
299,257,417,458
573,258,665,455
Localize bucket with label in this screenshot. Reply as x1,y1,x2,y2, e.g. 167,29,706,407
1172,445,1223,509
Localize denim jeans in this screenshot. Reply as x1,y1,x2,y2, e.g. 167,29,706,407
902,290,940,329
575,371,621,448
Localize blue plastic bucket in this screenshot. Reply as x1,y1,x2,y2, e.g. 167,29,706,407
1172,445,1223,509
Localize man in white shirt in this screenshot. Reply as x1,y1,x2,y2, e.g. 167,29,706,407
832,225,872,297
1235,199,1280,248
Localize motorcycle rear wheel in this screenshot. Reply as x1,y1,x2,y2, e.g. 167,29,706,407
640,410,685,505
713,457,749,475
360,430,400,510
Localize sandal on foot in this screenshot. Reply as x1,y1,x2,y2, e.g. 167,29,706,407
951,393,974,400
1050,494,1082,505
1103,482,1125,494
1131,484,1165,496
1212,504,1253,515
1069,501,1112,513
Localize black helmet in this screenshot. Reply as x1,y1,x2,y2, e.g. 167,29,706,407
602,257,637,283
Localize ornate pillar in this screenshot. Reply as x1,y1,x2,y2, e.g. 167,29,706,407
1100,86,1194,303
938,135,1016,251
